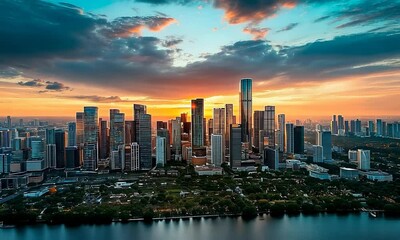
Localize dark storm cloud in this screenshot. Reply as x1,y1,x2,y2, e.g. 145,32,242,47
45,81,71,91
17,79,71,92
276,23,299,33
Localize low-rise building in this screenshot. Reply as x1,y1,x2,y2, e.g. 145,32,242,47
340,167,359,180
195,166,223,176
366,171,393,182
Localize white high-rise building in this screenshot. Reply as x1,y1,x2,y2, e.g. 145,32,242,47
131,142,140,171
357,149,370,170
285,123,294,154
156,136,166,167
313,145,323,163
278,114,285,152
348,150,358,162
211,134,223,166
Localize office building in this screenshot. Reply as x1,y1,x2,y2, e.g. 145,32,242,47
253,110,264,150
225,104,233,150
99,119,108,160
191,98,205,148
294,126,304,154
317,131,332,161
156,136,167,167
65,146,80,169
264,147,278,170
76,112,84,145
331,115,338,135
213,108,226,154
264,106,275,149
313,145,323,163
110,109,125,156
137,112,152,170
171,117,182,157
67,122,76,147
46,144,56,168
239,78,252,149
211,134,223,166
230,124,242,168
277,114,285,152
357,149,370,171
376,119,382,136
285,123,294,154
83,106,98,171
55,129,65,168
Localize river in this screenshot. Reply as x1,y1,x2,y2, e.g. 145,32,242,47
1,213,399,240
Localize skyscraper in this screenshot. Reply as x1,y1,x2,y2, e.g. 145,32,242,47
55,129,65,168
225,104,233,150
278,114,285,152
213,108,226,155
138,113,152,169
357,149,370,170
109,109,125,154
65,146,79,169
317,131,332,161
264,147,278,170
285,123,294,154
157,128,171,162
207,119,213,146
67,122,76,147
313,145,323,163
331,115,338,135
211,134,223,166
338,115,344,131
46,144,56,168
99,119,108,160
83,106,98,171
125,120,135,144
230,124,241,168
294,126,304,154
239,78,252,149
76,112,84,145
264,106,275,149
253,110,264,150
191,98,204,148
376,119,382,136
156,136,166,167
171,117,182,157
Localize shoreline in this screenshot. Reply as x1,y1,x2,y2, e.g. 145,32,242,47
2,211,399,228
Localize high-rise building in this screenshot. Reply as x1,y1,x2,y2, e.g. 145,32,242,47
207,119,213,146
45,128,55,145
230,124,242,168
338,115,344,131
46,144,56,168
83,106,98,171
110,109,125,154
6,116,12,129
99,119,108,160
357,149,370,170
157,128,171,162
344,120,349,135
137,113,152,170
253,110,264,150
294,126,304,154
156,121,168,130
264,106,275,149
368,120,375,136
278,114,285,152
67,122,76,147
55,129,65,168
239,78,252,149
65,146,79,169
355,119,362,135
191,98,204,148
130,142,140,171
264,147,278,170
348,150,358,162
31,140,44,159
125,120,135,144
156,136,166,167
331,115,338,135
171,117,182,157
313,145,323,163
317,131,332,161
376,119,382,136
213,108,226,155
285,123,294,154
134,104,146,141
225,104,233,150
211,134,223,166
76,112,84,145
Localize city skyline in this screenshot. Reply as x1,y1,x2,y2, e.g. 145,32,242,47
0,0,399,118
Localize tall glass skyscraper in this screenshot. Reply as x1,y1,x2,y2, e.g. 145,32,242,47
225,104,233,150
110,109,125,153
191,98,204,148
83,106,98,171
240,78,252,149
264,106,275,149
75,112,84,145
278,114,285,152
213,108,226,155
253,110,264,150
67,122,76,147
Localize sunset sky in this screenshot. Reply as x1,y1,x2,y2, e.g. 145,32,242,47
0,0,399,120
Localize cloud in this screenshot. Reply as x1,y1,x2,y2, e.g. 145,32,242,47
276,22,299,32
18,79,45,87
18,79,71,92
213,0,297,24
243,26,269,40
335,1,400,29
102,16,177,38
314,16,330,23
